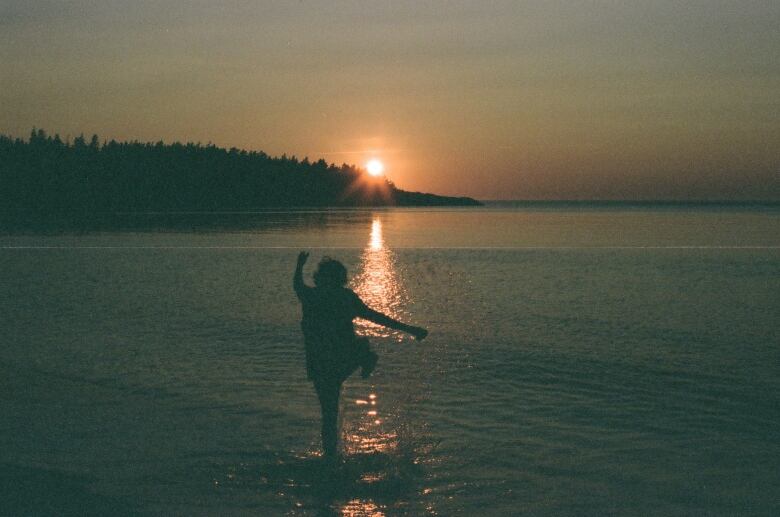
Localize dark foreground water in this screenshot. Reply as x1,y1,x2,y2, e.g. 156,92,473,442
1,205,779,516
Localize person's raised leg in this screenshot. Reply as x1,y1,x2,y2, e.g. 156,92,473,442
354,337,378,379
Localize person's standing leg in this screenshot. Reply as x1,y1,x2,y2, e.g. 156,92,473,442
314,378,341,458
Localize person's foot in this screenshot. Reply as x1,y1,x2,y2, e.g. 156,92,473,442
360,351,379,379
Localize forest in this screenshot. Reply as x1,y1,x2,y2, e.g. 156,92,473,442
0,129,480,217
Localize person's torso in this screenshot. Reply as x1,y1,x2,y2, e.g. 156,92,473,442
300,287,358,343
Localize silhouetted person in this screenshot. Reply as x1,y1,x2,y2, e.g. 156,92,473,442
293,251,427,460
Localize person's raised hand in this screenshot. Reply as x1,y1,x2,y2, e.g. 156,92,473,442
297,251,310,265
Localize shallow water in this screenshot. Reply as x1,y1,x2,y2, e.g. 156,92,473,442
1,205,779,515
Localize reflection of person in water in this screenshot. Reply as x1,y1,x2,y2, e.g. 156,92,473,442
293,251,428,460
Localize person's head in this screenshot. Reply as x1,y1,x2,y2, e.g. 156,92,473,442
313,257,348,288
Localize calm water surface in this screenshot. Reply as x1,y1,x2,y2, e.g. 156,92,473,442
1,205,779,515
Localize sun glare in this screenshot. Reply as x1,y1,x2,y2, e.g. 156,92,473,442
366,159,384,177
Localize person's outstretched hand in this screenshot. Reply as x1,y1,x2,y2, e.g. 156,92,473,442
297,251,309,265
411,326,428,341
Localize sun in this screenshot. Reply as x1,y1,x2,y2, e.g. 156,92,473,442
366,158,385,177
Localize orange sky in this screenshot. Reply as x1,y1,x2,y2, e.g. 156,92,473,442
1,1,778,200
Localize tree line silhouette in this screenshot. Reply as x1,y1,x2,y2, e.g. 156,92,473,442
0,129,479,216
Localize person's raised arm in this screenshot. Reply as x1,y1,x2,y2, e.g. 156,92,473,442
293,251,310,296
354,296,428,340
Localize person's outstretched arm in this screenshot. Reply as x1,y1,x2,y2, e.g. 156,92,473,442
293,251,310,297
355,298,428,340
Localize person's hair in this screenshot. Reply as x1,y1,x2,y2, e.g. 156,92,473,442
313,257,348,287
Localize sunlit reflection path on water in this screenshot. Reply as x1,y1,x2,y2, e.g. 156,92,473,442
351,218,409,340
335,217,425,516
346,392,396,456
348,217,408,456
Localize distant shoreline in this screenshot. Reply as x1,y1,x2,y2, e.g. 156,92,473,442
4,199,777,215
